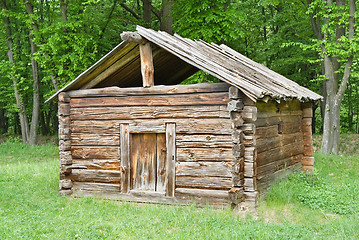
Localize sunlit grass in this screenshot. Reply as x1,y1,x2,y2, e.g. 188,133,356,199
1,142,358,239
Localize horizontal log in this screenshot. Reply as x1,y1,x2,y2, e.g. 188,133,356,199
244,161,257,178
120,31,146,43
231,129,244,144
244,191,259,203
302,165,314,172
228,187,245,205
228,86,241,100
175,188,229,204
243,135,256,147
58,92,70,102
72,134,119,146
232,143,245,158
72,146,119,159
72,182,121,193
71,118,232,134
71,169,121,183
256,132,303,153
59,115,70,126
241,106,257,122
230,111,244,128
70,105,230,120
227,100,244,112
256,141,303,167
242,123,255,135
257,162,301,193
302,156,314,166
255,114,303,127
176,134,232,148
59,127,71,140
59,140,71,151
70,92,229,108
302,108,313,118
177,147,233,162
58,103,70,116
59,179,73,189
244,147,257,162
72,159,121,170
303,145,313,156
176,176,232,190
60,151,72,165
69,83,230,98
257,154,303,179
256,122,301,139
244,177,256,191
176,161,232,177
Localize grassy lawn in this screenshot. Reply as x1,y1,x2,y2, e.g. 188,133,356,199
1,141,359,239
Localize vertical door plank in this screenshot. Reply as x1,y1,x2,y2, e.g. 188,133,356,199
142,134,157,191
130,133,157,191
166,123,176,197
120,124,130,193
156,134,167,193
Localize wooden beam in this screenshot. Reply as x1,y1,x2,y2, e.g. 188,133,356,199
120,123,130,193
120,31,146,44
140,42,154,87
166,123,176,197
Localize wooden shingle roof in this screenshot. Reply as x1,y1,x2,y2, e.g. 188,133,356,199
46,26,322,103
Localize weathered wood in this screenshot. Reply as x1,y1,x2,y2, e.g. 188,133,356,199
232,143,245,158
302,107,313,118
241,106,257,122
228,187,244,205
59,179,73,189
257,162,302,192
68,83,230,98
256,114,303,127
302,156,315,166
176,134,232,148
177,147,233,162
176,161,232,177
120,124,130,193
70,105,230,120
243,135,256,147
228,86,241,99
244,177,257,191
59,140,71,151
140,42,154,87
157,134,167,193
70,92,229,108
176,176,232,189
71,133,119,146
72,146,119,159
60,151,72,165
175,188,229,205
130,133,157,191
244,191,259,203
257,154,303,179
73,182,121,194
242,123,256,135
230,111,244,128
244,147,257,162
72,159,121,170
227,100,244,112
256,132,303,153
58,103,70,116
244,161,257,177
59,127,71,140
256,141,303,166
71,118,232,135
120,31,146,44
166,123,176,197
71,169,121,183
232,129,244,144
58,92,70,102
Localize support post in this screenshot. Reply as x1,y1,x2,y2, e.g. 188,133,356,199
140,42,154,87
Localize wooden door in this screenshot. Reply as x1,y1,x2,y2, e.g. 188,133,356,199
130,133,166,192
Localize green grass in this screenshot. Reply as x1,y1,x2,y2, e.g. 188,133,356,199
1,142,359,239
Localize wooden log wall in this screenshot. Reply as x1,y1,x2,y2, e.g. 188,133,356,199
65,83,234,207
301,102,314,171
58,92,73,196
255,100,304,194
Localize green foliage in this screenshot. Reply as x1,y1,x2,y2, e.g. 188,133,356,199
266,152,359,215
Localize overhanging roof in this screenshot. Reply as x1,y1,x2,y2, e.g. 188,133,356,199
46,26,322,103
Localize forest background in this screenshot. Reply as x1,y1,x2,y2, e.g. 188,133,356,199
0,0,357,154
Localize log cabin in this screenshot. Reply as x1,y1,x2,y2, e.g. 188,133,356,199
46,26,322,208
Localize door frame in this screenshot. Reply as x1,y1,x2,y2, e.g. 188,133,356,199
120,122,176,197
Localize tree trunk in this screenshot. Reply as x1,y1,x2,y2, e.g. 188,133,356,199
160,0,173,34
1,0,30,143
143,0,152,27
24,0,41,145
